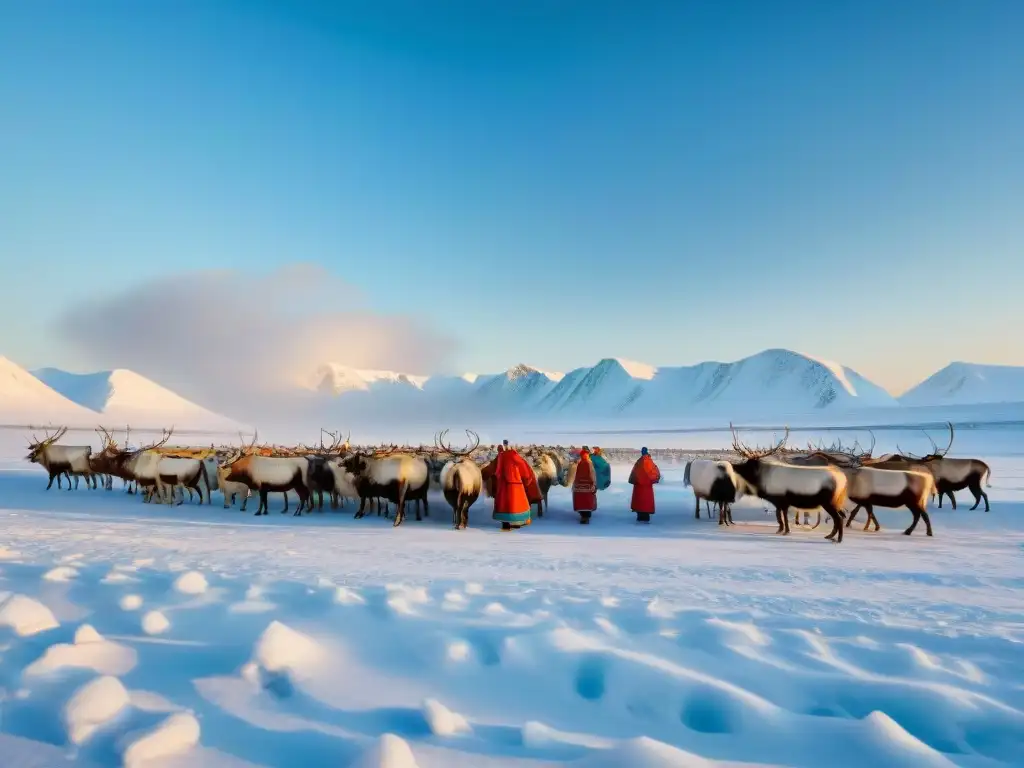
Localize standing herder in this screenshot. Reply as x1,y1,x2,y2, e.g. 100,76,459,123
628,447,661,523
591,447,612,491
572,448,598,525
491,440,542,531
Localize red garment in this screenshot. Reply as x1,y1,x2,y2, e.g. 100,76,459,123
628,454,661,515
572,451,598,512
492,448,541,524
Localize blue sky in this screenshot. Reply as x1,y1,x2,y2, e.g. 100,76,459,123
1,0,1022,394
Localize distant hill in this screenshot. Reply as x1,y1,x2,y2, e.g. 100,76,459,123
30,367,244,431
0,356,98,425
299,349,898,422
899,362,1024,407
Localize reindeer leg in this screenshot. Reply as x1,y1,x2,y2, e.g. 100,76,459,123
824,506,842,543
393,493,406,527
295,487,310,516
866,504,880,532
968,482,983,511
695,496,701,519
355,495,366,519
774,506,785,534
920,505,934,536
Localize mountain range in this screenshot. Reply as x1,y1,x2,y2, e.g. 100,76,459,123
2,351,1023,432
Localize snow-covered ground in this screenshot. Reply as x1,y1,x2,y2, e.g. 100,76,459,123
1,434,1023,767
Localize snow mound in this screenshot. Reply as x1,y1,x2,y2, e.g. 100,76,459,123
252,620,324,689
173,570,209,595
25,625,137,677
122,712,201,767
352,734,419,768
120,594,144,611
0,593,59,636
64,675,131,744
142,610,171,635
334,586,366,605
422,698,471,736
42,565,78,582
573,737,715,767
860,711,961,767
75,624,104,644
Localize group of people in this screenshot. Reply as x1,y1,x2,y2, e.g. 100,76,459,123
488,441,662,531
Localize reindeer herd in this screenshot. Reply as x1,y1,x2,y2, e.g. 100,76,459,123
684,422,992,543
23,422,993,544
23,426,578,530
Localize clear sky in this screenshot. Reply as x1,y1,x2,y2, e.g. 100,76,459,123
1,0,1022,396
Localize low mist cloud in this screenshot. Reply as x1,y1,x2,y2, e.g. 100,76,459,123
52,264,458,420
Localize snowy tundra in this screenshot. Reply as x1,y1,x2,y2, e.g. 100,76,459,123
0,433,1023,768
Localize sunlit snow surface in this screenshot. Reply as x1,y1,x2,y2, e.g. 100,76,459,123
0,448,1022,766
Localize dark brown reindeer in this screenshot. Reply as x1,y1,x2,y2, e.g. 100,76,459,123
729,424,849,543
868,423,992,512
788,435,936,536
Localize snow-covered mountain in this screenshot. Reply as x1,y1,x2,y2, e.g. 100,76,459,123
899,362,1024,407
30,367,244,431
0,357,98,425
622,349,898,418
304,350,897,422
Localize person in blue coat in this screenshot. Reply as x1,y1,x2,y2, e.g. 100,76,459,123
590,447,612,491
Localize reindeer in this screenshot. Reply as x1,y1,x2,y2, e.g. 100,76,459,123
303,429,351,512
787,438,936,536
219,431,312,516
729,425,849,543
431,429,483,529
115,429,174,502
342,444,430,527
25,426,95,490
154,452,212,506
523,447,571,517
683,458,745,526
213,451,251,510
25,428,94,493
869,423,992,512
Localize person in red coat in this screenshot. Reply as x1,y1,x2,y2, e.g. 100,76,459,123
628,446,661,523
491,440,542,531
572,448,598,525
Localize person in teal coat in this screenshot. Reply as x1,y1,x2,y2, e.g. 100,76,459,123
590,447,612,491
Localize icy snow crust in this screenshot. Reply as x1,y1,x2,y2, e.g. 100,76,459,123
0,449,1022,767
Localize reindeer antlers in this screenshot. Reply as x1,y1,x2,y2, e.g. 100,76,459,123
730,423,789,459
435,429,480,458
899,422,953,460
29,425,68,447
96,425,117,450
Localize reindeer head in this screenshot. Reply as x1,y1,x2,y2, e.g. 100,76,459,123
219,429,259,469
25,425,68,463
897,422,953,462
729,423,789,483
